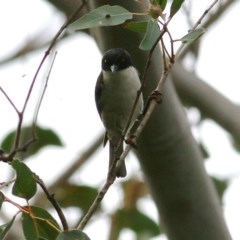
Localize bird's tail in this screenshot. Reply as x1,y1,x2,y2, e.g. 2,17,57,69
109,141,127,178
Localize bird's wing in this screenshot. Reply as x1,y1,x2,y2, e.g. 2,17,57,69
95,71,103,117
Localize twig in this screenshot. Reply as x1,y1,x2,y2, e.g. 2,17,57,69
0,177,16,189
33,52,58,128
34,174,69,231
0,87,20,114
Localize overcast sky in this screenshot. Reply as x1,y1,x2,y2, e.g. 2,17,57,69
1,1,240,239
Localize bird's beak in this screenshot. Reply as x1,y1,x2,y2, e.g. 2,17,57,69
110,64,118,72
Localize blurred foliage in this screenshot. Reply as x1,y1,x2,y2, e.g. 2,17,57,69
56,183,99,213
1,125,63,159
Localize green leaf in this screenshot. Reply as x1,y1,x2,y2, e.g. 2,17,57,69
170,0,185,18
11,159,37,200
0,215,17,240
116,208,160,237
0,192,4,210
139,20,160,50
57,183,98,213
1,125,63,159
212,177,228,202
151,0,167,11
69,5,132,30
181,28,206,43
22,206,60,240
124,21,148,33
232,137,240,153
56,230,90,240
199,141,210,159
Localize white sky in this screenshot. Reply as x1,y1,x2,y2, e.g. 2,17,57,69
0,1,240,239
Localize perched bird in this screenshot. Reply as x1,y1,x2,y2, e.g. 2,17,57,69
95,48,143,177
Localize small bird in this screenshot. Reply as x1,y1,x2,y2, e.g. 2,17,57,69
95,48,143,177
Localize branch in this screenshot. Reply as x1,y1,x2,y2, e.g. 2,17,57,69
35,174,69,230
172,62,240,143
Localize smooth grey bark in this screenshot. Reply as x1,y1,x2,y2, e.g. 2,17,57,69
88,1,232,240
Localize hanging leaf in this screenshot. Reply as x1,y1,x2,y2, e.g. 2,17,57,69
56,230,90,240
56,183,98,213
0,192,4,210
11,159,37,200
139,20,160,50
155,0,168,11
170,0,185,18
1,125,62,159
181,28,206,43
0,215,17,240
124,21,148,33
211,177,228,203
22,206,60,240
199,141,210,160
115,208,160,237
69,5,132,30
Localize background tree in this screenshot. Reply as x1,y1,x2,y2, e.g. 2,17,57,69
0,0,239,239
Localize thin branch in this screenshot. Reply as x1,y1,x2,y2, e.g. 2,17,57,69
33,51,58,127
35,174,69,231
0,87,20,114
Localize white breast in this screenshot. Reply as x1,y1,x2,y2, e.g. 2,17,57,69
101,67,143,142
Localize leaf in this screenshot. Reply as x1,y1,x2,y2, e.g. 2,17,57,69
212,177,228,202
156,0,167,11
11,159,37,200
124,21,148,33
0,192,4,210
170,0,185,18
56,230,90,240
199,141,210,159
0,216,17,240
139,19,160,50
69,5,132,30
1,125,63,159
116,208,160,237
22,206,60,240
181,28,206,43
57,183,98,213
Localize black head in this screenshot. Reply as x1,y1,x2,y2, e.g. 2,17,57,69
102,48,133,72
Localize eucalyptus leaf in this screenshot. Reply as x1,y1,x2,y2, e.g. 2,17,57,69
181,28,206,43
124,21,148,33
139,20,160,50
0,215,17,240
170,0,185,18
1,125,62,159
56,230,90,240
11,159,37,200
22,206,60,240
69,5,132,30
116,208,160,237
0,192,4,210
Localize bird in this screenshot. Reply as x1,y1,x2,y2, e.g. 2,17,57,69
95,48,143,177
